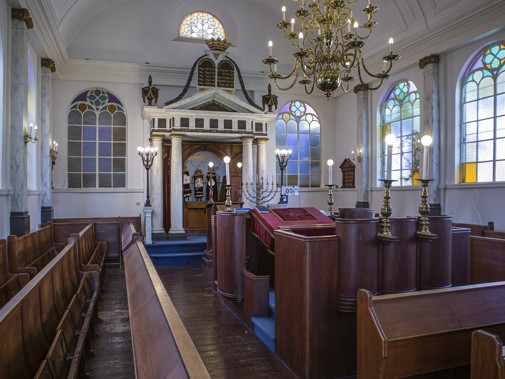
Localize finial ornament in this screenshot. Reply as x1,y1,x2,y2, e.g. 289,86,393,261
141,75,159,106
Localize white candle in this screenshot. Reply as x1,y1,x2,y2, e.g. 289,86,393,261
385,133,396,180
327,159,334,185
389,37,394,54
353,21,358,38
291,18,295,33
282,6,286,21
298,32,303,48
224,156,231,185
421,135,433,180
347,19,351,33
268,41,273,57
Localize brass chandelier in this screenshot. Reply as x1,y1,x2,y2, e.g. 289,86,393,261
263,0,400,98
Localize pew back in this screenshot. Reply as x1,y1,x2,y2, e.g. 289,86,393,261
124,240,210,379
7,224,57,278
0,242,86,378
470,235,505,283
357,282,505,378
471,329,505,378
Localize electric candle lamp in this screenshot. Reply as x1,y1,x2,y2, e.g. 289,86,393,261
291,18,295,33
327,159,334,185
282,6,286,21
268,41,273,57
385,133,397,180
421,135,433,180
389,37,394,54
223,156,231,185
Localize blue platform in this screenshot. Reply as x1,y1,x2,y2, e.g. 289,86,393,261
251,289,276,352
145,236,207,266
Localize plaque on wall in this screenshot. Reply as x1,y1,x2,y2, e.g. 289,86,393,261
217,61,234,89
340,158,356,188
198,58,216,87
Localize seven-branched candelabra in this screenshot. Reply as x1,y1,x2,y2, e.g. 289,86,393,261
137,145,158,207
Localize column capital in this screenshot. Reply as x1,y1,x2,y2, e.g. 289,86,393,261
241,136,254,142
11,8,33,29
353,84,369,94
41,58,56,73
419,54,440,69
170,134,183,140
151,135,164,142
255,137,269,144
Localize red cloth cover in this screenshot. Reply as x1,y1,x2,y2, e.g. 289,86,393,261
250,207,334,251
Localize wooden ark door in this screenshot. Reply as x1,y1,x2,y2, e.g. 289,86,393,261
163,141,243,235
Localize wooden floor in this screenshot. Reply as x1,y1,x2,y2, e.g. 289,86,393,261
86,264,298,378
157,264,299,379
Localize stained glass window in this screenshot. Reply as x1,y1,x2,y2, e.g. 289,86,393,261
275,101,321,187
380,80,421,186
461,42,505,183
67,89,127,188
179,12,225,40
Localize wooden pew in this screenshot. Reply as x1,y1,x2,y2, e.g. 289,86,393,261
470,235,505,283
7,224,58,278
53,216,141,265
484,230,505,239
0,239,30,308
68,223,107,282
357,282,505,378
123,240,210,379
0,241,99,379
121,221,141,254
453,221,494,236
471,329,505,378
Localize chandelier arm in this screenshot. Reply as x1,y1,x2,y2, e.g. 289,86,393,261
273,74,300,91
356,64,385,91
358,56,390,80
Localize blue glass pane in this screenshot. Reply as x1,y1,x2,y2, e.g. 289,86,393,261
300,161,310,175
276,133,287,146
402,118,413,135
290,148,299,160
310,134,320,147
287,161,298,174
300,148,310,161
391,121,401,136
299,175,309,187
310,148,320,160
299,134,310,147
276,121,286,133
310,175,320,187
99,143,111,156
83,142,96,156
287,120,297,133
99,158,112,172
83,158,96,172
299,120,310,133
309,122,320,134
83,126,96,140
99,126,112,141
310,162,321,176
287,134,298,147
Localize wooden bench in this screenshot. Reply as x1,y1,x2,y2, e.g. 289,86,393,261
471,329,505,378
123,240,211,378
470,235,505,283
7,224,58,278
453,221,494,236
357,282,505,378
0,239,30,308
0,240,99,378
68,223,107,283
121,221,141,254
53,216,141,265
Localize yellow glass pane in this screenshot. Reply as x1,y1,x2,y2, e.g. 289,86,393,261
462,162,477,183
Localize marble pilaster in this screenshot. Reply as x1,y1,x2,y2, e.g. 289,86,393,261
150,136,165,238
10,10,32,235
144,207,153,245
169,135,186,240
419,55,441,214
40,59,55,223
256,137,268,203
242,137,254,208
354,84,370,208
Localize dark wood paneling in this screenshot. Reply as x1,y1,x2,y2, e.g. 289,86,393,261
452,227,471,286
471,330,505,378
470,235,505,283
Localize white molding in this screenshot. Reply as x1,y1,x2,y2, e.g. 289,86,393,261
52,188,144,193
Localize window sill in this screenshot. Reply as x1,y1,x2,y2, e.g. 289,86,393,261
446,182,505,190
53,188,143,194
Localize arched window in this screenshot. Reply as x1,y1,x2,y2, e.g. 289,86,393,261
380,80,421,186
461,42,505,183
275,100,321,187
67,89,127,188
179,12,225,40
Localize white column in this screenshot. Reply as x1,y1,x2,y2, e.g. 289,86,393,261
419,55,441,214
150,136,165,237
40,59,54,223
255,137,268,206
10,9,32,235
169,135,186,239
242,137,254,208
354,84,370,208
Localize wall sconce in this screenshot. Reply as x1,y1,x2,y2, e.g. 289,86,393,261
352,148,363,164
24,123,38,144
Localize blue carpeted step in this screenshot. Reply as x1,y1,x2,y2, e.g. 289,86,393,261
145,236,206,266
251,316,275,352
269,289,275,316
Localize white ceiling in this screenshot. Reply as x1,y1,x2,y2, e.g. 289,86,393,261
16,0,505,76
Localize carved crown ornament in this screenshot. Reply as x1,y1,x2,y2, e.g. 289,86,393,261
205,38,232,59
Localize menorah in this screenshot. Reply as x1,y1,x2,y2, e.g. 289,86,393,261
243,176,278,206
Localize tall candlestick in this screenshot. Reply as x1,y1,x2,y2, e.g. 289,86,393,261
327,159,334,185
224,156,231,185
421,135,433,180
385,133,396,180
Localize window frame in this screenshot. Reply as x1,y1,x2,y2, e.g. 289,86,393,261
179,11,226,41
